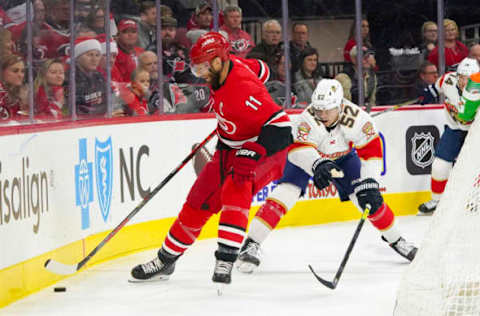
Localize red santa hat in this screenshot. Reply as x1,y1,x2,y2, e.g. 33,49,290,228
74,36,101,58
95,34,118,55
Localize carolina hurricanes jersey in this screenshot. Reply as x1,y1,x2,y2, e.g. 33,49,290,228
435,72,471,131
212,57,291,154
288,98,383,180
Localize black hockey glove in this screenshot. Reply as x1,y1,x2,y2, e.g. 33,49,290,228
352,178,383,212
312,159,341,190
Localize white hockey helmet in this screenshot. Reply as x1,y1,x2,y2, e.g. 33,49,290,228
457,57,480,77
311,79,343,111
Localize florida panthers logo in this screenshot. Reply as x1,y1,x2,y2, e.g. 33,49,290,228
297,121,311,142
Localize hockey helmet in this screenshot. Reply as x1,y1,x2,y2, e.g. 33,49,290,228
190,32,230,65
457,57,480,77
311,79,344,111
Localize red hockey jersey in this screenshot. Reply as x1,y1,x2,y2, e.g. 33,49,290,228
212,57,291,155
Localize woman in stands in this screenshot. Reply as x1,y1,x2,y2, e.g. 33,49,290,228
292,47,323,106
34,58,65,119
0,54,26,121
427,19,468,70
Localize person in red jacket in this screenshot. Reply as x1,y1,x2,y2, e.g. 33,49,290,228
427,19,468,70
114,19,144,82
34,58,65,119
120,68,150,116
130,32,292,287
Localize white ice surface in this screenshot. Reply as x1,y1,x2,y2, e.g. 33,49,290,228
2,215,431,316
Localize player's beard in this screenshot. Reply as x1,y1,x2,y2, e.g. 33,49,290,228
209,67,222,90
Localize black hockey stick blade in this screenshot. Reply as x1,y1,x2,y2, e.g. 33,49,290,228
308,264,337,289
44,129,217,276
308,207,370,290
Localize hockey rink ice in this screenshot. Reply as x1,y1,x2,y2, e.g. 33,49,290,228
3,215,431,316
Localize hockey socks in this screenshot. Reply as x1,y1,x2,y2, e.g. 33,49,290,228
431,178,447,200
162,203,213,257
217,205,250,251
430,158,452,200
367,202,400,244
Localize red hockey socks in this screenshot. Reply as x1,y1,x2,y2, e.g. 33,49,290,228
368,202,400,243
162,203,213,257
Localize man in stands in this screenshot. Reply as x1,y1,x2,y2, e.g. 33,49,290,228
248,19,283,71
137,1,157,51
289,22,314,74
114,19,144,82
130,32,292,288
220,5,254,58
417,61,439,104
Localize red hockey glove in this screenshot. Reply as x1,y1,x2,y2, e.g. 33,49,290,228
232,142,266,184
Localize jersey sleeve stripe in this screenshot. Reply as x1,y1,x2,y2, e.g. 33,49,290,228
263,110,291,127
355,136,383,160
257,60,270,83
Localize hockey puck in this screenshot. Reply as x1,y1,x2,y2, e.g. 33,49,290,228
54,287,66,292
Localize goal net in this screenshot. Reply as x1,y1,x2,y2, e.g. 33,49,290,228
394,116,480,316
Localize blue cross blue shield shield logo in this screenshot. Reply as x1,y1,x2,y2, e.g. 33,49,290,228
95,137,113,222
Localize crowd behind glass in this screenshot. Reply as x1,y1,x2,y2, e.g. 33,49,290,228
0,0,478,125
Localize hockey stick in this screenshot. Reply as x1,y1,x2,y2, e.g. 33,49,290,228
44,129,217,276
308,206,370,289
371,98,419,117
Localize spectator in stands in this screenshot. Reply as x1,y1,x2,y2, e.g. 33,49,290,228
419,21,437,60
336,45,377,107
187,1,213,32
428,19,468,70
41,0,70,57
0,54,25,121
76,24,97,38
343,18,373,63
247,19,283,70
161,16,197,84
76,0,93,24
289,22,313,74
120,68,151,116
0,27,14,60
34,58,65,118
7,0,47,41
137,1,157,51
72,36,107,116
139,50,158,90
85,5,118,37
292,47,323,105
469,43,480,65
416,61,439,105
95,34,122,91
114,19,144,83
220,5,254,58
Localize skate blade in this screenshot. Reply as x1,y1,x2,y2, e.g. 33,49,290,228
236,261,257,274
128,275,171,283
417,211,434,216
216,283,227,296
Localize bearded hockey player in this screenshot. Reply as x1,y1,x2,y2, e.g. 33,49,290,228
418,57,480,214
237,79,418,273
129,32,292,287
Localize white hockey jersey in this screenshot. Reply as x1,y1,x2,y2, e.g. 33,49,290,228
435,72,472,131
288,99,383,180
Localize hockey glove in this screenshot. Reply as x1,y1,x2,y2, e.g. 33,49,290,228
312,158,341,190
232,142,266,184
352,178,383,212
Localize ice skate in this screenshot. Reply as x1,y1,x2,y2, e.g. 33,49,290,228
387,237,418,262
212,259,234,296
129,250,176,282
418,199,438,215
237,238,261,274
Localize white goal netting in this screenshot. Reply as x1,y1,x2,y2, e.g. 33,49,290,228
395,116,480,316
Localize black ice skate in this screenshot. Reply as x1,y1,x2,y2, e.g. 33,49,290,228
212,259,234,284
387,237,418,262
237,237,261,273
418,199,438,215
129,249,176,282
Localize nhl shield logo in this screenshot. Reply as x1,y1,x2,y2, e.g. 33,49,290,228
411,132,435,168
95,137,113,222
